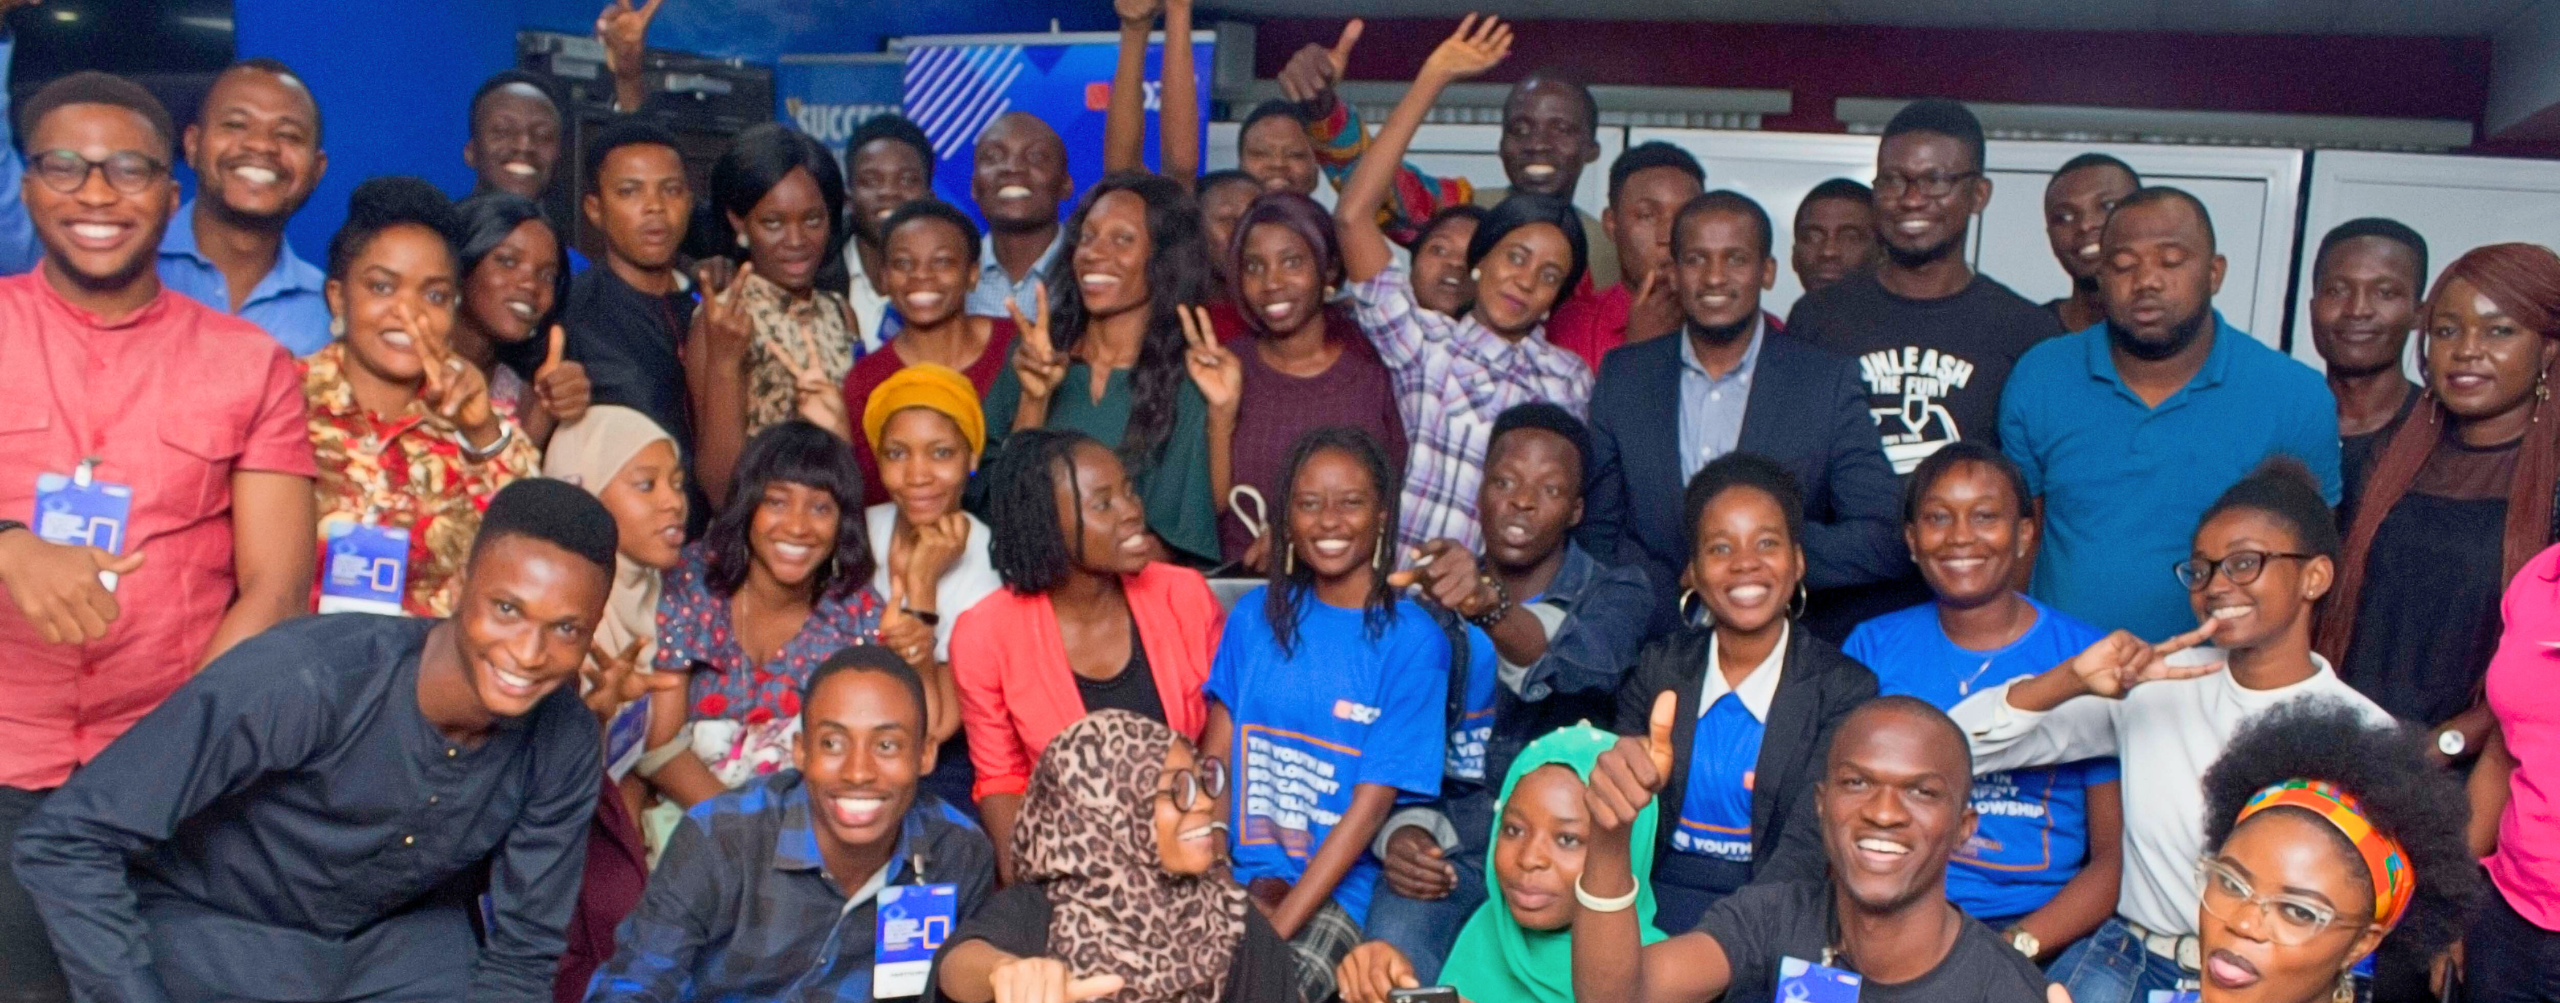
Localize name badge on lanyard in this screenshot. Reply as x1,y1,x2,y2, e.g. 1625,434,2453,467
2148,994,2203,1003
319,519,411,615
874,882,958,998
604,697,650,782
35,460,134,592
1777,955,1861,1003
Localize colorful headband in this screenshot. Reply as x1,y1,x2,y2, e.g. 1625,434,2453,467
2237,779,2414,927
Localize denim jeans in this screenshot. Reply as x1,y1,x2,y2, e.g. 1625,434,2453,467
0,786,71,1003
2466,890,2560,1003
1362,845,1489,985
2047,917,2187,1003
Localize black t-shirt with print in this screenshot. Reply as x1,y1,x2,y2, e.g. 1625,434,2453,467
1694,880,2050,1003
1785,272,2063,476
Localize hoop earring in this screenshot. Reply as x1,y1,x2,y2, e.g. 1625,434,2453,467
1374,535,1386,571
1677,588,1702,626
1284,545,1295,576
1789,580,1809,620
2332,969,2355,1003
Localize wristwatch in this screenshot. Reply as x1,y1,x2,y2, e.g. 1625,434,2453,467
0,519,25,539
2003,926,2041,959
2437,729,2468,758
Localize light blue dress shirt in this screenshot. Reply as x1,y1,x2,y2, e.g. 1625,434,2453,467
1677,320,1766,483
963,229,1066,319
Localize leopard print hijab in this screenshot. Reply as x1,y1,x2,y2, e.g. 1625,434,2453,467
1015,710,1250,1003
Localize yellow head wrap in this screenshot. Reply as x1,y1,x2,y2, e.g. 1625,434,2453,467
862,363,985,460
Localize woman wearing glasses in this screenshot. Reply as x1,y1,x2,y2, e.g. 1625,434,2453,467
934,710,1299,1003
1950,458,2391,1003
2192,701,2476,1003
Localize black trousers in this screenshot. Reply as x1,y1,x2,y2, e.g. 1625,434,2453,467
2467,889,2560,1003
0,785,71,1003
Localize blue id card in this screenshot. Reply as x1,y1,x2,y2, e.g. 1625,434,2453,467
604,697,650,782
34,471,132,554
319,520,410,615
2147,993,2203,1003
1778,956,1861,1003
875,882,958,998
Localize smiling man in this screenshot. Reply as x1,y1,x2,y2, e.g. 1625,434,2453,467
963,112,1073,319
13,479,616,1003
588,644,994,1003
1571,695,2050,1003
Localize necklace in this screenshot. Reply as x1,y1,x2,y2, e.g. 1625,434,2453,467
1956,657,1996,696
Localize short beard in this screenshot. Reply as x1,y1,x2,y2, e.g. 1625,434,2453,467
48,247,155,295
2107,307,2211,362
1686,313,1754,347
202,186,300,232
1884,229,1963,271
2072,272,2100,295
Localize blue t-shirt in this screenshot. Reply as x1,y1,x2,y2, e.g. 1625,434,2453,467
1208,588,1450,924
1999,317,2340,642
1672,694,1762,865
1845,597,2120,922
1444,620,1502,783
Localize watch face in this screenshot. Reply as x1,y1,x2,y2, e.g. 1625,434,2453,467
2438,730,2466,756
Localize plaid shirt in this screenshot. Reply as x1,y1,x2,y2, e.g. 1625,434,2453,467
588,771,993,1003
1350,264,1592,559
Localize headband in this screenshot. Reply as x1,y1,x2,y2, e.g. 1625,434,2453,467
2237,779,2414,927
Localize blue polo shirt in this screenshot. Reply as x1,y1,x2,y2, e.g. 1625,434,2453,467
158,200,334,356
1998,314,2339,642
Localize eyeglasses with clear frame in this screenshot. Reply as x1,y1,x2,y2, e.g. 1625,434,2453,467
2174,551,2317,591
2197,855,2354,946
30,150,168,196
1158,757,1227,813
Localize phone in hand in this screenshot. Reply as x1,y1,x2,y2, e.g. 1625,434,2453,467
1388,987,1459,1003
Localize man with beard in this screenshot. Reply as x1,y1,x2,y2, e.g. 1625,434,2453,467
0,51,333,355
1570,695,2050,1003
1581,191,1905,638
963,112,1073,319
14,480,613,1003
840,114,933,349
1785,101,2060,478
1791,178,1877,297
2306,218,2428,510
1997,188,2339,642
2039,154,2140,333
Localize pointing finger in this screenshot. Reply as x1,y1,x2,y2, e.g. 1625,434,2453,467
1330,19,1365,67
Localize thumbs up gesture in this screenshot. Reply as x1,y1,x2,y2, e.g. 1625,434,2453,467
1587,690,1676,838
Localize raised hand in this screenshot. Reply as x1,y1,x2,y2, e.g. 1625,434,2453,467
1277,19,1363,105
777,346,851,440
1420,13,1513,83
1628,263,1683,340
1379,825,1458,900
695,261,758,363
581,636,649,723
595,0,665,81
1335,940,1421,1003
989,956,1125,1003
413,304,501,446
533,324,593,424
902,512,971,599
1006,285,1068,403
1388,540,1499,620
1177,304,1242,412
0,531,143,646
2064,621,2223,699
1587,691,1675,836
1113,0,1161,23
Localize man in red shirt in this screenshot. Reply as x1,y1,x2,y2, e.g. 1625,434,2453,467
0,72,315,1002
1543,142,1705,370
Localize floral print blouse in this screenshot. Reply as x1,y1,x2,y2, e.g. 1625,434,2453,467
301,342,542,617
740,271,857,437
653,543,883,788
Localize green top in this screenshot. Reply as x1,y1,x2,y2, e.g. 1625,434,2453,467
981,354,1221,563
1441,724,1666,1003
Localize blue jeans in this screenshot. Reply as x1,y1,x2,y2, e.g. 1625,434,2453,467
2048,917,2186,1003
1362,846,1489,985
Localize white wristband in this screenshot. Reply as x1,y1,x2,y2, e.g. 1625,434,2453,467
1574,873,1640,914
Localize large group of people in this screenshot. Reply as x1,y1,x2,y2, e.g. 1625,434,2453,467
0,3,2554,1003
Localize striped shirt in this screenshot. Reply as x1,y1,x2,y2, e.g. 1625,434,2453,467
1349,263,1592,559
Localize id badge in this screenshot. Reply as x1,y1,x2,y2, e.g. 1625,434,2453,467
874,882,958,998
604,696,650,782
318,520,411,615
34,470,132,555
2147,994,2203,1003
1777,955,1861,1003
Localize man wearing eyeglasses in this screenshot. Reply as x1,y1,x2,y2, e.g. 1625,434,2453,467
0,71,316,1003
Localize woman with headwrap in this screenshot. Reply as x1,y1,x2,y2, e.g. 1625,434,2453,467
933,710,1298,1003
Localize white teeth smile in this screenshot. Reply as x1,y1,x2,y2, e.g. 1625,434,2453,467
1856,837,1910,855
658,526,684,543
505,300,536,320
1728,584,1770,604
1178,824,1215,842
503,162,539,177
494,667,536,693
997,185,1032,199
70,223,121,241
1313,540,1352,558
1521,164,1558,180
1898,220,1932,234
381,331,415,349
233,165,278,185
831,796,885,825
1119,534,1150,553
1080,274,1120,291
773,542,816,562
2211,605,2251,620
1699,293,1733,305
905,291,946,310
875,208,897,220
1940,557,1985,571
2077,242,2102,259
1500,525,1530,544
1263,302,1293,319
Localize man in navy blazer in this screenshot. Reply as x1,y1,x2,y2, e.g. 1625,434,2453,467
1579,191,1911,638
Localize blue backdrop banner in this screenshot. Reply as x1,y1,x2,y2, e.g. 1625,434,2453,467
777,56,908,169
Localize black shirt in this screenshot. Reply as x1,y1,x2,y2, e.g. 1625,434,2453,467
1694,881,2049,1003
13,615,602,1003
1075,616,1167,723
2339,381,2422,523
930,881,1299,1003
1785,272,2063,475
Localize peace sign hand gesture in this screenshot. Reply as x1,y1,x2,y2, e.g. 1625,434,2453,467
595,0,665,81
1176,304,1242,414
778,345,851,440
694,261,758,364
412,303,502,448
2065,620,2225,699
581,636,650,724
1006,285,1068,404
1420,13,1513,84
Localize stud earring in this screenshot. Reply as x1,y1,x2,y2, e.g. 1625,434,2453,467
1469,268,1482,281
736,233,750,249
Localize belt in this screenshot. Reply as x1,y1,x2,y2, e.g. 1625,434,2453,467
2121,917,2201,972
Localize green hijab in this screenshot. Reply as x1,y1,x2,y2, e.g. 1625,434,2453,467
1440,725,1665,1003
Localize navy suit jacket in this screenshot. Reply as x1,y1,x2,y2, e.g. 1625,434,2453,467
1578,329,1911,632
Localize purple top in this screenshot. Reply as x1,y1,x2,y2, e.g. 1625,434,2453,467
1221,326,1409,562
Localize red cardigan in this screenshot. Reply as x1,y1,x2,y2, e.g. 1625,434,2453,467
949,563,1225,801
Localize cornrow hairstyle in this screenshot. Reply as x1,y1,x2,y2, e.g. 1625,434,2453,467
2202,699,2480,961
880,198,983,266
472,477,620,577
21,71,175,157
986,428,1106,596
1882,99,1986,173
1264,427,1402,657
2050,152,2140,191
801,644,931,735
1901,441,2031,526
2198,455,2342,561
704,421,876,602
1607,141,1705,206
1043,172,1208,475
325,176,465,282
1682,451,1806,555
2315,218,2429,293
1671,190,1774,260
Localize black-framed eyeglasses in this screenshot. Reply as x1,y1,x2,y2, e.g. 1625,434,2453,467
1873,170,1982,200
1158,757,1228,813
2174,551,2317,591
30,150,168,196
